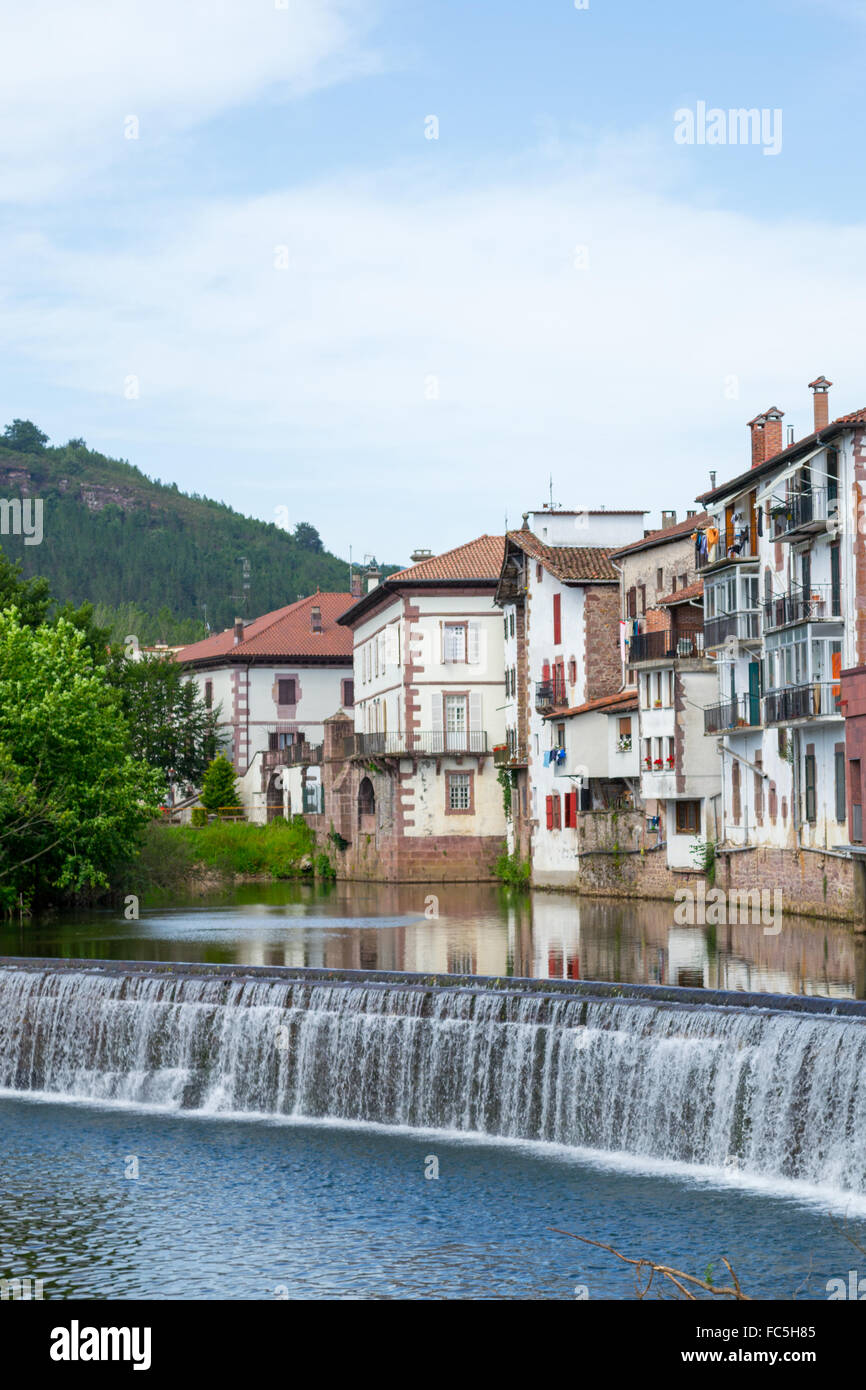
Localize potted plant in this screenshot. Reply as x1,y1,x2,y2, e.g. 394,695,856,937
644,756,652,769
666,754,675,768
653,758,663,769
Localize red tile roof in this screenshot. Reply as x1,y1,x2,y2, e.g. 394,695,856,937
698,409,866,505
544,687,639,719
609,512,708,560
176,591,355,665
507,530,619,582
388,535,505,582
657,579,703,606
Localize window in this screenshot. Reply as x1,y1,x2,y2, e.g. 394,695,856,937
638,584,646,615
675,800,701,835
754,751,764,825
204,680,213,708
444,694,468,749
656,568,663,591
277,678,297,705
510,612,516,638
831,543,841,617
835,748,846,823
679,574,687,590
536,563,543,583
443,623,466,662
553,592,562,645
618,716,631,738
804,751,817,824
568,658,577,685
564,789,578,827
503,614,508,640
447,772,472,813
552,794,561,829
627,587,637,619
342,678,355,708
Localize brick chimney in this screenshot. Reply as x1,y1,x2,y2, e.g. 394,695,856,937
808,376,832,433
350,572,362,598
311,605,322,632
233,618,244,645
762,407,784,460
748,413,766,468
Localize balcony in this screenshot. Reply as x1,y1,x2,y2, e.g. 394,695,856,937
772,487,839,541
763,583,840,631
345,731,489,758
627,630,704,665
263,735,322,770
763,682,842,725
704,694,762,735
535,677,567,711
494,741,527,768
704,610,761,651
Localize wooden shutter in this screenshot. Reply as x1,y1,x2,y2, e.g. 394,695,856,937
545,795,554,829
569,789,578,826
553,593,562,645
469,692,482,731
468,622,480,664
431,693,443,738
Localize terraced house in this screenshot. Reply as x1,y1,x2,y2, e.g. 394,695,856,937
316,535,509,881
494,508,647,886
698,376,866,917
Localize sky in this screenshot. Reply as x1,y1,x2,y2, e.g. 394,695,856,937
1,0,866,569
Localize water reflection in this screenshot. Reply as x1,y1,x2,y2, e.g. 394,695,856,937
2,881,863,999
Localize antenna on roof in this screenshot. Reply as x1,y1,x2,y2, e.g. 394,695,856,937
549,474,554,510
236,556,251,616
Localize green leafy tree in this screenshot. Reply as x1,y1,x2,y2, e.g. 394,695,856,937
0,609,162,910
293,522,324,553
199,755,241,814
0,549,51,626
106,651,223,795
1,419,49,452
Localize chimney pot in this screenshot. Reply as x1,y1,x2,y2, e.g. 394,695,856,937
350,573,362,598
233,618,244,645
366,566,381,593
808,375,832,433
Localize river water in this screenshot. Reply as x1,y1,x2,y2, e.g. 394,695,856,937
1,879,862,997
1,881,863,1301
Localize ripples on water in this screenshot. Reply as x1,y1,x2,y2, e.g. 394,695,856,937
1,880,861,998
1,1098,862,1300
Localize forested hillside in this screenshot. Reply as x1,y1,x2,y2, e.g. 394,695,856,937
0,420,392,643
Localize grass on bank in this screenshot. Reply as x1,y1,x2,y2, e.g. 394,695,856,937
127,816,320,896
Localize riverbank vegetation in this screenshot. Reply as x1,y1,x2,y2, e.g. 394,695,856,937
127,818,319,898
494,847,531,887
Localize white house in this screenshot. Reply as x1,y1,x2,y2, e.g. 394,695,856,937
495,508,647,884
176,591,356,820
333,535,509,879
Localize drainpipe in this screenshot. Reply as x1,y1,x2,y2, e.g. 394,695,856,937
792,727,802,848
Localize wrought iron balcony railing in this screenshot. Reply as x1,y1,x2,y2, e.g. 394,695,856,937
703,694,763,735
704,610,761,649
771,487,839,540
763,583,840,631
763,682,842,725
346,730,489,757
627,630,704,664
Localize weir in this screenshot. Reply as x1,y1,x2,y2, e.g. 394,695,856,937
1,958,865,1197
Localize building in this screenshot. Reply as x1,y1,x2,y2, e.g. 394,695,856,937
698,377,866,917
313,535,509,881
495,508,647,884
611,512,720,869
176,591,356,820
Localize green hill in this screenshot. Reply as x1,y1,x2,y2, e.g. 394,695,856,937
0,420,394,644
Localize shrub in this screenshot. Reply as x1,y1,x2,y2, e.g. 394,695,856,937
190,807,207,827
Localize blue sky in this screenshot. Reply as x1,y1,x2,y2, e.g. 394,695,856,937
1,0,865,568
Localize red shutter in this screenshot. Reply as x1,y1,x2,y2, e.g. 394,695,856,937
552,795,561,829
542,660,551,681
553,592,562,645
545,795,554,829
569,789,578,825
568,658,576,685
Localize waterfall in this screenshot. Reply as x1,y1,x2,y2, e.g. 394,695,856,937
2,961,865,1196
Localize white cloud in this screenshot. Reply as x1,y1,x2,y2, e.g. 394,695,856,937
2,135,866,557
0,0,381,201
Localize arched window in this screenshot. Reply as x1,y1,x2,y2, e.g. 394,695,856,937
358,777,375,818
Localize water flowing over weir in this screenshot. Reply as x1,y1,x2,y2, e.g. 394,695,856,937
2,959,866,1197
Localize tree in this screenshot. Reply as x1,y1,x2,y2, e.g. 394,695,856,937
0,548,51,626
199,755,241,814
1,419,49,453
0,609,162,910
106,651,223,794
293,521,324,553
